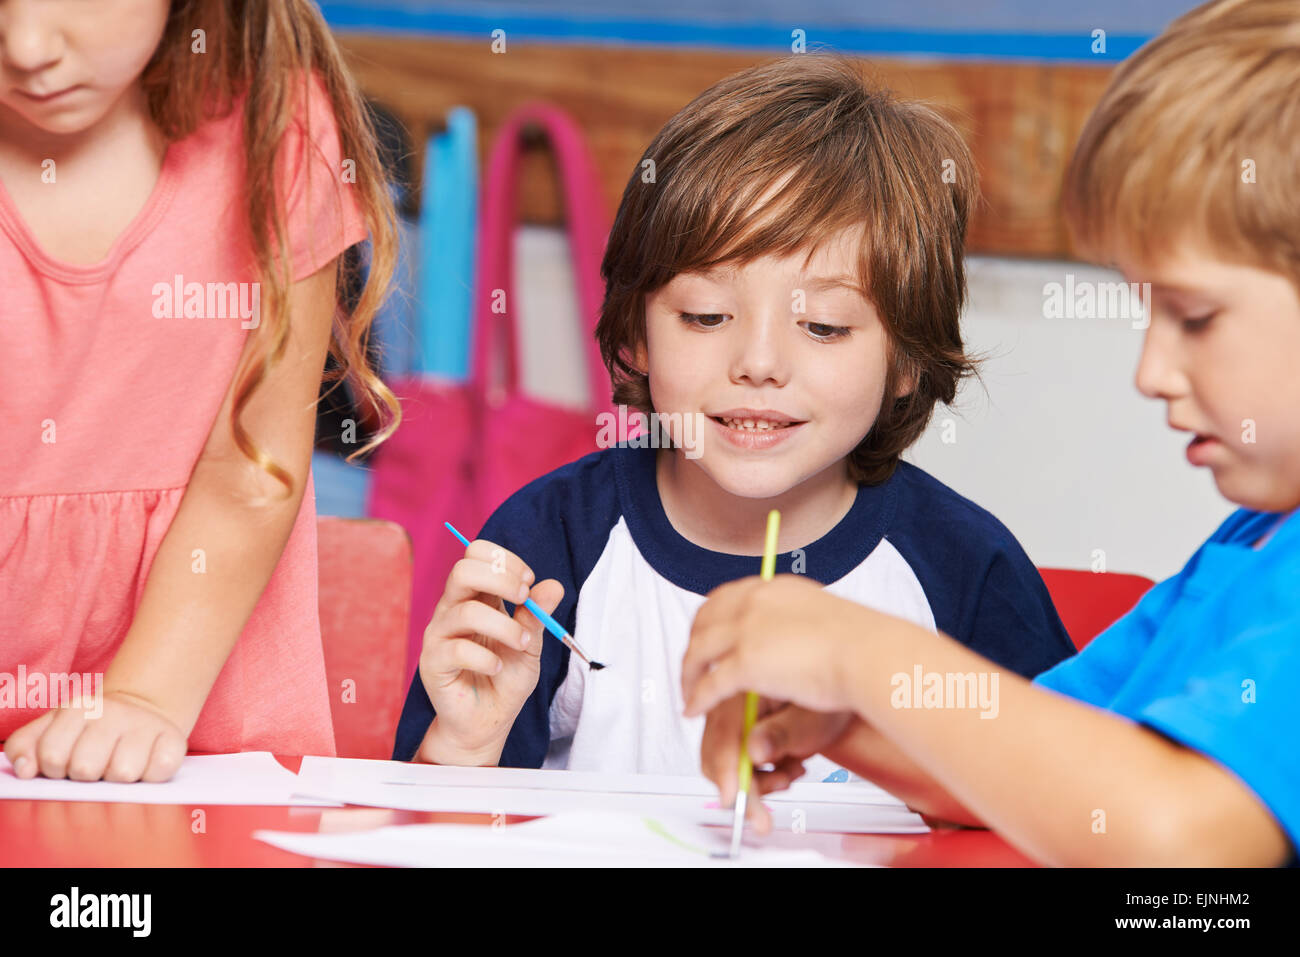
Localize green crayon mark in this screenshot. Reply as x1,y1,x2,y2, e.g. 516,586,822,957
643,817,709,856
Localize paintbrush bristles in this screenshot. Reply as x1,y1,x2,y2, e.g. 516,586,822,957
563,636,605,671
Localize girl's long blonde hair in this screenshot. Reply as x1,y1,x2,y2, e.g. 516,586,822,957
141,0,400,498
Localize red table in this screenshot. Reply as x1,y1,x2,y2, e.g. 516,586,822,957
0,756,1036,867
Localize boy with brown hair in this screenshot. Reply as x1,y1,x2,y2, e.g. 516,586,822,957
394,55,1073,774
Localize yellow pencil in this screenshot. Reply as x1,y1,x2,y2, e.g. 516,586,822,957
726,508,781,859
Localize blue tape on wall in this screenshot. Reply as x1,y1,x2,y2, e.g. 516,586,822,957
319,2,1150,63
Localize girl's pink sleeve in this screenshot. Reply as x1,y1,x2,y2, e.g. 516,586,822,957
278,71,371,282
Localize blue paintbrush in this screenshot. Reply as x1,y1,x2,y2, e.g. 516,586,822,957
444,521,605,671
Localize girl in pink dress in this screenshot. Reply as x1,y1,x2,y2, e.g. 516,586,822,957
0,0,399,780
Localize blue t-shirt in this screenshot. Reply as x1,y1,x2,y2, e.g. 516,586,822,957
395,445,1074,770
1035,507,1300,862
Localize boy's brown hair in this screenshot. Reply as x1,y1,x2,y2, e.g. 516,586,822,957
1063,0,1300,288
595,55,980,485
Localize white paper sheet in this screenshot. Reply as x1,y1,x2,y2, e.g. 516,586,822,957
255,810,871,867
0,751,341,807
292,756,929,834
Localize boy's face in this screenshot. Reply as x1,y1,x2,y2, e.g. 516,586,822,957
1123,244,1300,513
0,0,170,137
639,230,897,499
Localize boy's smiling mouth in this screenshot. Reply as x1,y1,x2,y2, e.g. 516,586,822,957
707,408,808,449
708,408,805,431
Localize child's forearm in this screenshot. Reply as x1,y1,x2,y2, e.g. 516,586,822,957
843,622,1289,866
823,718,984,827
102,456,308,735
99,263,338,738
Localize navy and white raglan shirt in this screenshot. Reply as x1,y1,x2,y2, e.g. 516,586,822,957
393,444,1075,774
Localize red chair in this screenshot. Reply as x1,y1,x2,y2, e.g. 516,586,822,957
317,517,413,759
1037,568,1156,651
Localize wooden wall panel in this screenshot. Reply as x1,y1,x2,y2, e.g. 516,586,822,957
336,34,1116,258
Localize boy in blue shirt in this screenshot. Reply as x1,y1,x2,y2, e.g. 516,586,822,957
685,0,1299,866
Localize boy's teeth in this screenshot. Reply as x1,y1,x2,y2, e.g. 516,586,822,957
721,417,789,431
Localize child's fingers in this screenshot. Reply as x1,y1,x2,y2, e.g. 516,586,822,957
430,637,505,679
443,556,534,610
682,647,745,718
699,693,746,808
103,727,161,783
140,731,186,783
30,707,90,779
754,757,807,797
681,617,745,705
512,579,564,659
445,599,532,652
65,716,121,782
691,578,762,636
750,706,849,765
3,710,56,779
750,709,806,765
461,540,536,590
737,758,805,836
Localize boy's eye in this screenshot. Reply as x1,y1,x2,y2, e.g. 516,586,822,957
1180,312,1216,332
803,321,851,342
679,312,727,328
677,313,850,341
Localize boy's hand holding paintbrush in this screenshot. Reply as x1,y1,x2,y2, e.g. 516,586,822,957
415,537,565,766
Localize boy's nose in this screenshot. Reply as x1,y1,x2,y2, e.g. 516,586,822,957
1134,322,1188,401
729,318,790,387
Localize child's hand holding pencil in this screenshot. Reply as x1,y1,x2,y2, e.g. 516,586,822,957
699,694,854,833
683,574,878,716
683,572,923,836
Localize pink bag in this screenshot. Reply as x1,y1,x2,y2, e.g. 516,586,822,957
368,102,616,681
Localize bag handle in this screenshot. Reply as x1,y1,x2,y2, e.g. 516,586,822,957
470,103,613,412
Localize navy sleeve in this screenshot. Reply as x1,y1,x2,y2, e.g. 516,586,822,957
886,463,1075,679
392,674,434,762
965,544,1076,678
392,450,616,765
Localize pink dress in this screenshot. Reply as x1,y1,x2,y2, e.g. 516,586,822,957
0,75,367,755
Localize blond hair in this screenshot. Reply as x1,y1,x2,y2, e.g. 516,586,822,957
1063,0,1300,288
142,0,400,499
